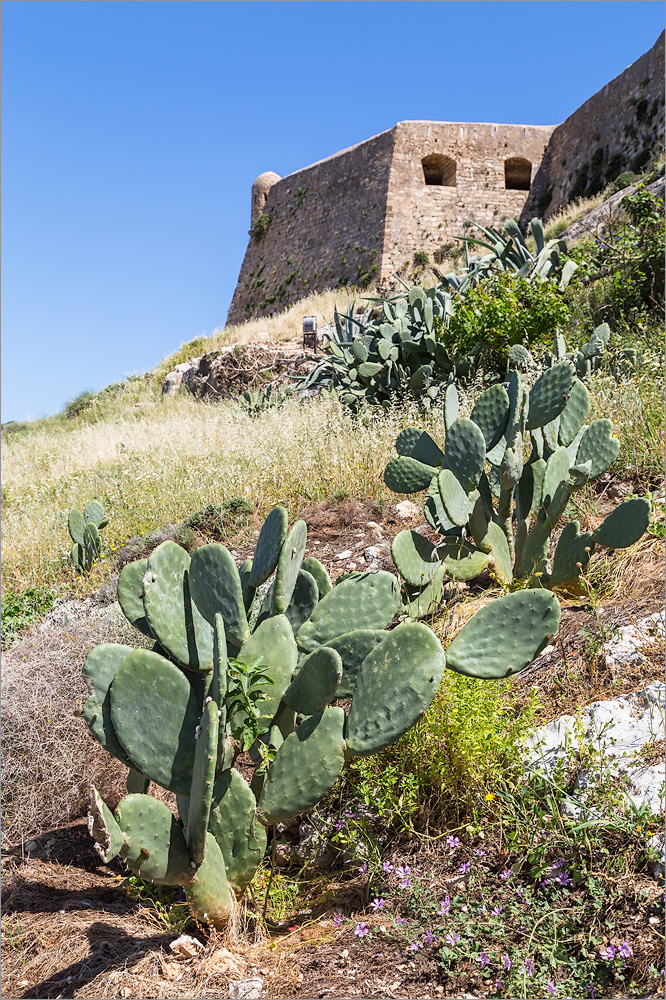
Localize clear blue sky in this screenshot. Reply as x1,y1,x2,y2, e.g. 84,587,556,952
2,1,663,423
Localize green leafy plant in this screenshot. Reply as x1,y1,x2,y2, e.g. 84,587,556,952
68,500,109,574
1,585,58,649
237,383,294,416
83,506,559,927
385,370,651,610
252,213,271,242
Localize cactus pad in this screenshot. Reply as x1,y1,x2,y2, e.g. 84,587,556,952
284,569,319,632
575,419,620,478
444,418,486,492
189,543,250,649
82,643,135,766
526,362,575,430
403,566,447,619
439,538,491,582
486,521,513,585
438,468,474,526
283,647,343,715
321,630,386,697
237,615,298,727
187,700,219,865
384,455,437,494
591,497,651,549
258,708,346,824
543,447,571,503
143,541,214,672
84,500,108,527
115,794,193,885
301,556,333,598
470,383,510,451
446,589,560,679
207,768,267,894
549,521,595,588
117,558,152,638
273,520,308,614
110,649,201,794
249,506,288,587
345,623,444,756
68,508,85,544
391,530,441,587
184,831,233,927
296,571,401,653
558,378,590,447
395,427,443,467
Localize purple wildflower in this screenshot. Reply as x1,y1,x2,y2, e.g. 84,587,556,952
555,870,572,887
490,905,503,916
618,941,633,959
523,957,536,976
458,861,471,874
445,932,460,946
476,952,490,967
438,897,450,915
354,922,369,938
358,862,367,875
370,898,385,911
499,868,511,880
588,983,596,999
424,929,437,946
600,945,617,960
474,848,487,856
396,865,413,889
334,818,345,831
333,912,343,928
382,861,393,873
540,877,552,889
501,953,511,972
446,835,461,849
395,865,411,877
547,982,556,997
409,941,421,952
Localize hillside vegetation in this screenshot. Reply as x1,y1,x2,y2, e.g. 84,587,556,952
1,179,664,1000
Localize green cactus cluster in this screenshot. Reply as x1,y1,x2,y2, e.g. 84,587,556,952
385,364,651,606
544,323,643,382
68,501,108,573
84,505,561,926
237,383,294,417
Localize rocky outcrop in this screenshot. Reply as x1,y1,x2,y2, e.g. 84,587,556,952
161,344,315,400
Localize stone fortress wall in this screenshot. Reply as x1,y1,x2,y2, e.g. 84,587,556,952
523,31,665,224
227,33,664,325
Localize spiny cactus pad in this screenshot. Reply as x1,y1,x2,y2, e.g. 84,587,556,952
143,541,214,672
273,519,308,614
249,505,288,588
296,571,401,653
403,566,447,619
237,615,298,727
187,700,219,865
301,556,333,598
321,630,386,697
445,589,560,679
345,624,445,756
443,418,486,492
206,769,267,894
189,543,250,649
391,530,441,587
84,500,108,528
258,707,346,824
184,831,233,926
82,644,135,766
438,469,475,526
395,427,444,467
284,569,319,633
470,383,510,451
439,538,491,582
591,497,652,549
575,419,620,478
557,378,590,447
115,794,193,885
549,521,595,587
384,455,437,494
68,508,85,544
526,362,575,430
117,559,152,638
110,649,201,794
283,646,343,715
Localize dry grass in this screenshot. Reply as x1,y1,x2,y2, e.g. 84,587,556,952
542,189,610,242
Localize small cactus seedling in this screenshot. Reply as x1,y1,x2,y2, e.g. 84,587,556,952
385,366,651,608
68,501,108,573
83,506,560,927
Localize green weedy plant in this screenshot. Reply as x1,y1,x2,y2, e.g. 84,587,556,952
237,383,294,417
68,500,108,573
83,506,561,927
385,366,651,612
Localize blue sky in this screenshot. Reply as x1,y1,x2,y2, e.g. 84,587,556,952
2,1,663,423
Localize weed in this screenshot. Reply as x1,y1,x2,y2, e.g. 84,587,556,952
1,585,58,649
120,875,194,932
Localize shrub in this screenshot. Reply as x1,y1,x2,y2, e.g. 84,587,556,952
252,213,271,242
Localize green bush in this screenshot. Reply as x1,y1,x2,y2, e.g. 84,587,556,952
446,272,570,359
252,213,271,242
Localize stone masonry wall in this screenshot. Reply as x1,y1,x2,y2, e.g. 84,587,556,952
227,129,395,325
381,121,554,278
523,32,665,223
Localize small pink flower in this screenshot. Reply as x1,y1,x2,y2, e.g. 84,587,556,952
370,898,385,911
354,922,369,938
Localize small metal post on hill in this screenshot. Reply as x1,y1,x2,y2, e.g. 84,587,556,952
302,315,318,353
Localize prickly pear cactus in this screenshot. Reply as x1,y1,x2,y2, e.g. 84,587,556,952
385,367,651,607
83,505,561,927
69,500,108,573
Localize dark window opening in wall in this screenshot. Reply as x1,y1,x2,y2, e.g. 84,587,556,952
504,157,532,190
422,154,456,186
